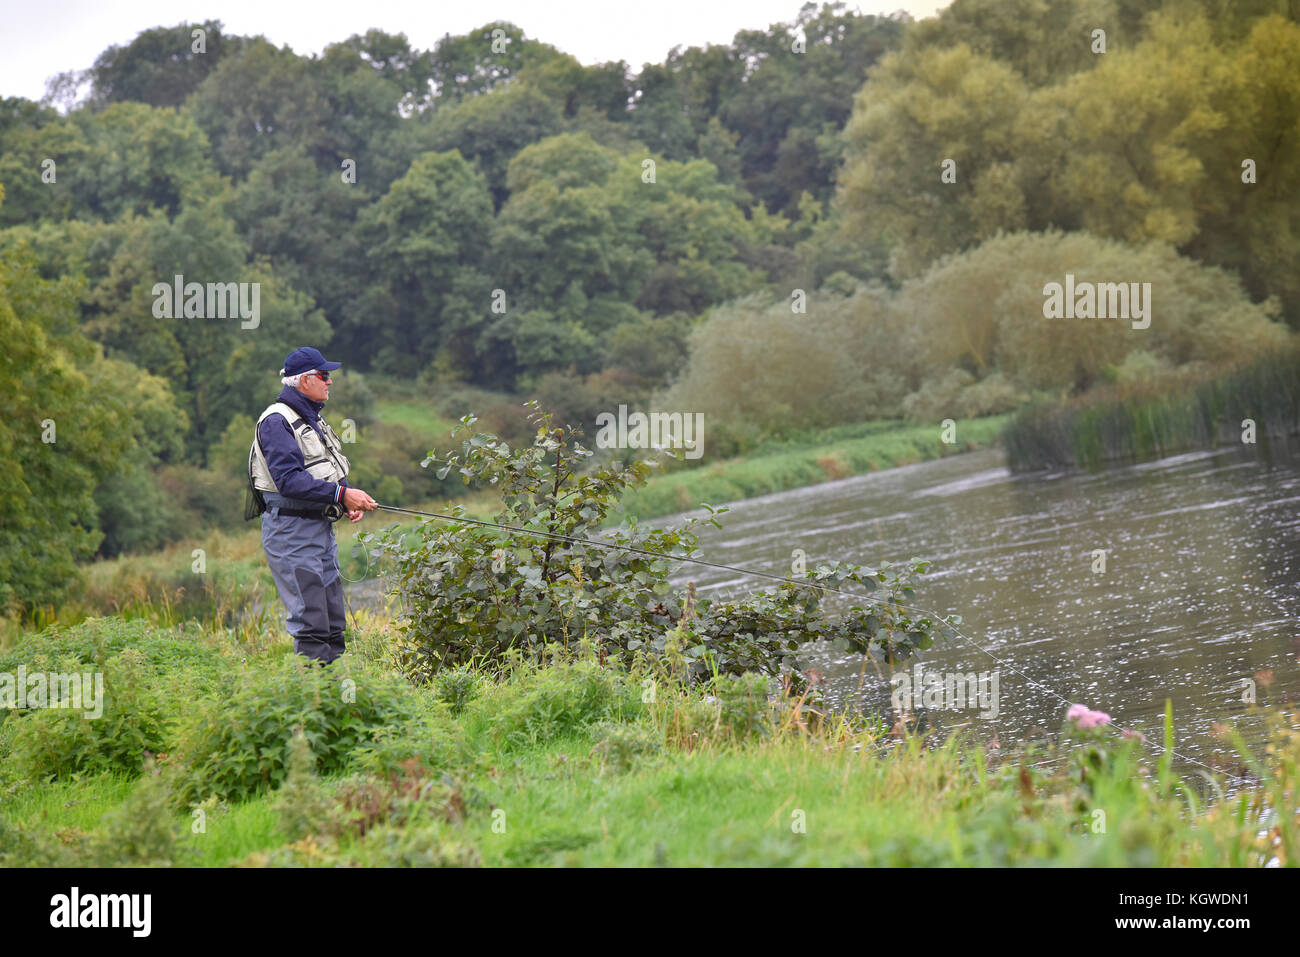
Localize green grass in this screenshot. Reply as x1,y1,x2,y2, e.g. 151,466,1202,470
372,400,461,449
0,616,1294,867
618,415,1010,519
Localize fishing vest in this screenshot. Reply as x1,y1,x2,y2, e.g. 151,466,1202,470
248,402,350,493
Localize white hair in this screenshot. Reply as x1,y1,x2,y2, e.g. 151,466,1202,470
280,368,320,388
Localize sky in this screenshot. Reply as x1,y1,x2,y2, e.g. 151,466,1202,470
1,0,951,103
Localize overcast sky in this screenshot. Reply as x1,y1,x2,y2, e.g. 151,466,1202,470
2,0,951,103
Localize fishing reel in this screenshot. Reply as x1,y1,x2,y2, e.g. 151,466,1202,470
323,502,345,523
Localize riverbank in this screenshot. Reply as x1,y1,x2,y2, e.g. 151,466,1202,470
0,616,1292,867
618,415,1009,518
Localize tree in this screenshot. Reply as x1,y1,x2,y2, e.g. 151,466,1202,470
421,82,565,208
0,100,89,225
426,22,561,103
354,151,495,376
68,102,221,221
492,133,769,381
185,37,327,180
89,20,238,108
230,146,369,337
0,242,136,611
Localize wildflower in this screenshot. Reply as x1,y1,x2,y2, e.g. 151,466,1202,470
1066,703,1111,729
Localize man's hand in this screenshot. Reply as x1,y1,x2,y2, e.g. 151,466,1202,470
348,509,365,523
343,486,378,512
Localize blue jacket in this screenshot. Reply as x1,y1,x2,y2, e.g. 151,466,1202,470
256,386,349,505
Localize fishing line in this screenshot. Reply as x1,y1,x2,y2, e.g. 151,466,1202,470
343,502,1256,787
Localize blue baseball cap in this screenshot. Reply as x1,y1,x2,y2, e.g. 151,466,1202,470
281,346,342,377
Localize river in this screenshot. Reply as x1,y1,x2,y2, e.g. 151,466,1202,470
661,444,1300,781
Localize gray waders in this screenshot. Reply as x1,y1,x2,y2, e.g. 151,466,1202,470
261,493,347,663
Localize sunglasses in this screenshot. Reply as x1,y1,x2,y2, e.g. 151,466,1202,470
307,371,333,384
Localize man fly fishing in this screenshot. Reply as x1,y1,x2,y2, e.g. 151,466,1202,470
247,347,378,663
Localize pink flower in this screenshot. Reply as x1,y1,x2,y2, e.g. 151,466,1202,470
1067,703,1111,729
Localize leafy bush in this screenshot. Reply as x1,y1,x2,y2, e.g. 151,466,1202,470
654,289,911,455
6,648,168,783
901,370,1020,423
171,655,423,804
368,405,953,689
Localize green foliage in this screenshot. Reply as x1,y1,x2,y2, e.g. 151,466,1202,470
2,615,1298,867
656,288,911,445
2,1,1295,593
370,405,952,688
353,150,495,376
475,656,642,749
87,20,238,109
5,648,168,783
348,713,462,779
0,246,135,611
432,664,482,716
711,672,777,742
273,727,333,843
90,763,178,865
838,2,1300,324
0,618,231,692
663,229,1287,433
491,132,771,381
171,655,423,804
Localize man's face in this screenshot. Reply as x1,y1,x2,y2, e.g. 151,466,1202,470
298,370,332,403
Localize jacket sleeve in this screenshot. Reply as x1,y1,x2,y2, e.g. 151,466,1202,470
257,415,346,505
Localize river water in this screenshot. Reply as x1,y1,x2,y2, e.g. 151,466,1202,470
661,445,1300,780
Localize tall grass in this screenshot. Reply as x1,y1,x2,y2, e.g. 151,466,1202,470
1004,346,1300,471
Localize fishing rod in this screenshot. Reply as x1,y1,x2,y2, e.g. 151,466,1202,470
352,502,1255,787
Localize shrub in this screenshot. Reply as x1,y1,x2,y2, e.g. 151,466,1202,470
654,289,911,452
171,655,423,804
367,405,954,690
349,714,462,779
6,648,168,783
0,617,228,685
